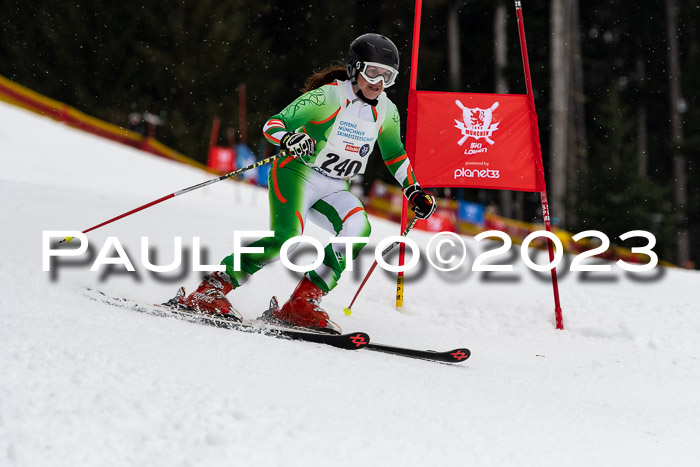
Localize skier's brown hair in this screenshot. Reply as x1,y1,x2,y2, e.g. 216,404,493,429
301,62,348,93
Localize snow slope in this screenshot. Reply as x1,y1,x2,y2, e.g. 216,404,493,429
1,100,699,467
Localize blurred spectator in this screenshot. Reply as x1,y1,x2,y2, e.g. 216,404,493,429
142,112,164,139
128,112,147,136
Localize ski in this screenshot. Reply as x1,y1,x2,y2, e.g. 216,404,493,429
364,342,471,364
261,297,470,363
84,289,369,351
84,289,471,364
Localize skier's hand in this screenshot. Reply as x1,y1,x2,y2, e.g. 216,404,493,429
404,183,436,219
280,132,315,159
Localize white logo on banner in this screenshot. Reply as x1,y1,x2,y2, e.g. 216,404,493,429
454,100,500,146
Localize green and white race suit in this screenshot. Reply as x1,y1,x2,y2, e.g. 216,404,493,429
221,79,418,292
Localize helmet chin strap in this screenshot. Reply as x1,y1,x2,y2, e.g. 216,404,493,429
351,81,379,107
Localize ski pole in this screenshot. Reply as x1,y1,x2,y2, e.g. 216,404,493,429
343,215,419,315
60,151,285,244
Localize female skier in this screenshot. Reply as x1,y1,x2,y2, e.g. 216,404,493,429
176,33,436,333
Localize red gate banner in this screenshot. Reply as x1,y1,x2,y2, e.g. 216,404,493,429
407,90,545,192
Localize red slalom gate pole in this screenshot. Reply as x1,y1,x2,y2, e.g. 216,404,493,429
396,0,424,309
60,152,284,244
514,0,564,329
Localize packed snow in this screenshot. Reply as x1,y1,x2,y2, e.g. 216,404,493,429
1,100,699,466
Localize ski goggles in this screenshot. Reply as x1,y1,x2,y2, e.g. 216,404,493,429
358,62,398,88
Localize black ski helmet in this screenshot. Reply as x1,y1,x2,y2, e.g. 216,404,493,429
346,33,400,83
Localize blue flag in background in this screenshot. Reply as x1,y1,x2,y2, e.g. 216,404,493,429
257,163,270,187
235,144,258,183
457,200,485,226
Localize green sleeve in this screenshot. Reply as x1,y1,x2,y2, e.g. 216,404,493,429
262,84,341,148
377,101,417,189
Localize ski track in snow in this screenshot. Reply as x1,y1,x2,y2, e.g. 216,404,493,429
1,101,700,466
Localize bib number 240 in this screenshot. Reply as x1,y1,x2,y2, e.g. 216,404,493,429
319,153,362,178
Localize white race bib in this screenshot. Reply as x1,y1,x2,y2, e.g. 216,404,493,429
313,81,387,180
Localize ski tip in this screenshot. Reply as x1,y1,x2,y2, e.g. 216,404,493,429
448,348,471,362
345,331,370,349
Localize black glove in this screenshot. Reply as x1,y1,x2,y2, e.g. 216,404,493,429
404,184,437,219
279,132,315,159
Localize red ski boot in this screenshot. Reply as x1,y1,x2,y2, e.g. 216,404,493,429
175,271,243,322
271,277,341,334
